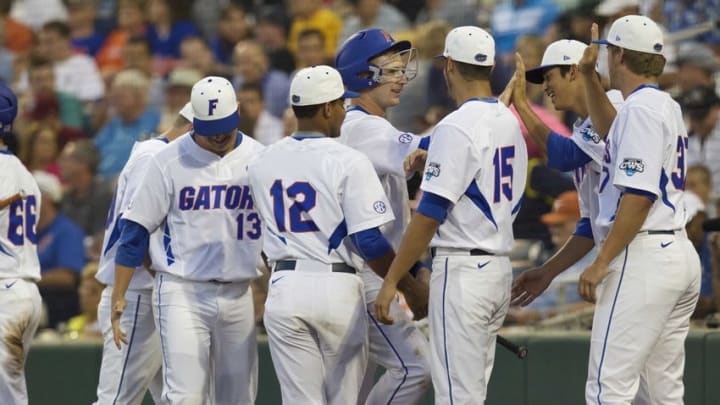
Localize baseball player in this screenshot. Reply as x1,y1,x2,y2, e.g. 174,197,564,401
579,16,700,404
249,65,409,404
508,39,624,307
334,28,432,404
0,84,42,405
93,103,193,405
375,26,528,404
111,77,264,404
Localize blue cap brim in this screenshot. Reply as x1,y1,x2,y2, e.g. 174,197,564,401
592,39,612,46
525,65,552,84
193,113,239,136
343,90,360,99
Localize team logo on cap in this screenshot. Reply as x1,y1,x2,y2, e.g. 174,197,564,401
373,200,387,214
475,53,487,63
563,55,571,61
425,162,441,180
398,133,413,144
615,35,621,41
292,95,300,103
653,43,663,52
619,158,645,176
381,30,393,43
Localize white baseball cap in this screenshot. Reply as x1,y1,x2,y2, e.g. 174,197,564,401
289,65,359,106
525,40,589,84
191,76,239,136
33,170,62,202
179,102,194,122
593,15,664,55
439,26,495,67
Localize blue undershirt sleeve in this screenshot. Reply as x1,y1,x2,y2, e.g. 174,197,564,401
350,227,393,261
115,219,150,268
416,191,451,223
573,217,594,240
546,131,593,171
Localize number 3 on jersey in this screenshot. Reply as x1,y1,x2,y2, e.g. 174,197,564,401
493,146,514,202
270,180,319,232
8,196,38,245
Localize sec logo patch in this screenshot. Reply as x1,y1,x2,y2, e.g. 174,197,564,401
398,133,413,144
373,201,387,214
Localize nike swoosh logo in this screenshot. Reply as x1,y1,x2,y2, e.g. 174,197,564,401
271,276,285,285
477,261,491,270
660,241,673,248
4,280,17,289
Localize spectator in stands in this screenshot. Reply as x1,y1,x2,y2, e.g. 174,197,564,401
287,0,342,60
180,36,227,78
237,82,283,145
491,0,560,57
64,262,103,338
414,0,483,27
121,35,165,110
23,57,86,131
145,0,198,75
34,170,87,329
57,139,114,239
254,6,295,74
210,3,251,68
664,0,720,45
96,0,147,76
25,127,62,179
157,67,200,132
232,40,290,119
338,0,409,46
35,20,105,102
294,29,330,71
679,86,720,197
676,42,720,94
191,0,249,40
65,0,106,57
0,19,14,85
10,0,67,30
0,0,33,56
94,69,160,178
506,191,593,324
685,165,715,318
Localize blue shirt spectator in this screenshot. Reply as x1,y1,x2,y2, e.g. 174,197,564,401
146,20,199,59
232,40,291,119
491,0,560,54
38,212,87,274
71,32,107,56
664,0,720,45
95,108,160,177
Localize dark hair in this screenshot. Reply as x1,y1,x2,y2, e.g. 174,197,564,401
42,20,71,39
454,61,492,81
239,82,264,100
29,56,54,71
609,45,666,77
298,29,325,45
64,139,100,175
292,98,343,119
0,0,12,15
125,35,151,52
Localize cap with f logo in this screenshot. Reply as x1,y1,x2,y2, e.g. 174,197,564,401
191,76,239,136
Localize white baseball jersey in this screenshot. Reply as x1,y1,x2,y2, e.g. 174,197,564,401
595,85,688,242
421,99,528,254
0,151,41,281
247,135,394,269
123,133,265,282
570,89,624,245
96,138,169,290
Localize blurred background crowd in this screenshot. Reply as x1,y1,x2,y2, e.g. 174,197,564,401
3,0,718,339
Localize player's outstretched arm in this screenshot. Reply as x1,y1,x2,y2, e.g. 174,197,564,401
580,23,616,138
511,52,551,157
512,233,594,306
375,212,439,324
579,194,651,302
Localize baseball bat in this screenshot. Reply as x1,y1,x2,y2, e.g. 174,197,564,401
497,335,528,359
0,192,24,210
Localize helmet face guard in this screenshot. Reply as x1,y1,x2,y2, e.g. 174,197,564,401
336,29,417,92
367,48,418,86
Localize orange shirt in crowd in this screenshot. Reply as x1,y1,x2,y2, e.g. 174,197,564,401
288,8,342,59
3,17,33,54
95,30,128,74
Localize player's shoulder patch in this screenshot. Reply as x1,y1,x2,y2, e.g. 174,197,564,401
373,200,387,214
619,158,645,176
398,133,413,144
424,161,441,180
580,125,601,144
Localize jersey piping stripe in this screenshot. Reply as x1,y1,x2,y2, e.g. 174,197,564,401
659,169,676,213
367,310,408,404
327,220,347,254
442,258,454,404
0,243,10,256
103,214,123,256
511,195,524,215
163,223,175,265
596,247,629,404
112,293,142,405
464,180,497,230
157,274,170,402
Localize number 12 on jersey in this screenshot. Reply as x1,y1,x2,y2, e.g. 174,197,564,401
493,146,515,203
270,180,319,233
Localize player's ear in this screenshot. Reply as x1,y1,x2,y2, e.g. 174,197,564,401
322,102,332,119
569,64,579,81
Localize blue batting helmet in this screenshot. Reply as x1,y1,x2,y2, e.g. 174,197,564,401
0,83,17,136
335,28,411,92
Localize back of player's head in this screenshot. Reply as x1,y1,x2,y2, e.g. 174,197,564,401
190,76,239,136
335,28,412,92
525,39,588,84
289,65,358,120
0,83,18,138
439,26,495,82
594,15,663,55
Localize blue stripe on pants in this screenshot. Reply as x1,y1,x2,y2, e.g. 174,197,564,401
112,293,141,405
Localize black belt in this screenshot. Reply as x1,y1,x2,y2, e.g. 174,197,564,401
430,248,494,257
643,229,677,235
273,260,356,274
208,279,232,284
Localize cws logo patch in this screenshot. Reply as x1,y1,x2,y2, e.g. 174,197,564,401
425,162,441,180
619,158,645,176
581,126,601,144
